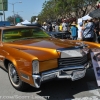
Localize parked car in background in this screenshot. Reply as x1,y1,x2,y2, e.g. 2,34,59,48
48,31,71,39
23,23,71,39
0,25,99,91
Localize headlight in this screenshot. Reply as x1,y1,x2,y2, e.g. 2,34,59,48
32,60,39,74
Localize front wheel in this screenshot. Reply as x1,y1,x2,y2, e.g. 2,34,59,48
8,63,29,91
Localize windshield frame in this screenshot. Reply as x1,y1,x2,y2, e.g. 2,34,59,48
2,27,50,42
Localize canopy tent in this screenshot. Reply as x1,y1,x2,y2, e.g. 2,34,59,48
82,14,92,20
21,20,31,24
16,23,24,26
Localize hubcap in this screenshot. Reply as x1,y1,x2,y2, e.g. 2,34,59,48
9,65,19,85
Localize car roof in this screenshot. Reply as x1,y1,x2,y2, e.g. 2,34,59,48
0,26,39,30
22,23,41,27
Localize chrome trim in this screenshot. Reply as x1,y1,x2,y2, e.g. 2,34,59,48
32,63,89,88
42,65,85,75
58,55,87,66
33,75,41,88
21,73,30,80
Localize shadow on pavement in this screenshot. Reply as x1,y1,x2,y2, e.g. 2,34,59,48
23,69,100,100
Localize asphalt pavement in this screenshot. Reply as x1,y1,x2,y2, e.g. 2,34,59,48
0,68,100,100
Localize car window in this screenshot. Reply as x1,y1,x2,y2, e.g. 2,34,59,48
2,27,50,42
32,28,49,37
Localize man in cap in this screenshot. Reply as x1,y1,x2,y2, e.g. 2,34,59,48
70,21,78,40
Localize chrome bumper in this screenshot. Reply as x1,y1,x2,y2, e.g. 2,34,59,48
32,63,89,88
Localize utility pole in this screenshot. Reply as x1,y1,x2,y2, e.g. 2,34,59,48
9,2,22,25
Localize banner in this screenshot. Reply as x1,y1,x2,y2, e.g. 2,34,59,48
91,49,100,86
0,0,8,11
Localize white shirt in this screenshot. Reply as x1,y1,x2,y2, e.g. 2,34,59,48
62,22,68,31
78,24,82,39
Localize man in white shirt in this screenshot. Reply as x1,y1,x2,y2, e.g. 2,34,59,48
78,22,83,40
62,19,68,32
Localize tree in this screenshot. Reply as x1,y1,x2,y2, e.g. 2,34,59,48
38,0,58,23
31,16,37,23
6,14,23,24
38,0,97,23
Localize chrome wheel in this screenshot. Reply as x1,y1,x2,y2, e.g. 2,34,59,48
8,63,30,91
8,63,20,87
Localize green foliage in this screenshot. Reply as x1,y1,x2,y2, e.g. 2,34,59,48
6,14,23,24
31,16,37,23
38,0,97,23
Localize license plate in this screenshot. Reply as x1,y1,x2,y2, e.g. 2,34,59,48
72,70,86,81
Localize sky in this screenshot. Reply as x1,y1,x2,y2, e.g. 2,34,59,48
2,0,46,21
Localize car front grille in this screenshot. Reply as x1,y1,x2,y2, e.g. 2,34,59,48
58,55,87,67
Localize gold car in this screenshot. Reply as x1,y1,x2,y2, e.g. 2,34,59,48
0,26,99,91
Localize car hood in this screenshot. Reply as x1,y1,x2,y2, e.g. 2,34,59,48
4,38,83,61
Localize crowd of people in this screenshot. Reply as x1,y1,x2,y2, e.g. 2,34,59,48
42,17,100,43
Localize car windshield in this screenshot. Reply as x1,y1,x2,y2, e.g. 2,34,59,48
2,27,50,42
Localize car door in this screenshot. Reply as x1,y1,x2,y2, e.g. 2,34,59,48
0,29,6,69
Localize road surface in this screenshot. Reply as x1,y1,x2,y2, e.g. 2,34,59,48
0,68,100,100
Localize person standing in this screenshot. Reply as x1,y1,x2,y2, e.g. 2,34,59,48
93,18,100,43
59,23,63,31
96,0,100,8
78,22,83,40
82,18,95,42
42,22,47,31
62,19,68,32
55,23,59,32
47,22,53,32
94,18,99,35
70,21,78,40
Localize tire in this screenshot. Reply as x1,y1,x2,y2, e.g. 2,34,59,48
8,63,29,91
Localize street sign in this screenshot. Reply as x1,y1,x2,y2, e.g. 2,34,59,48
0,0,8,11
16,17,20,23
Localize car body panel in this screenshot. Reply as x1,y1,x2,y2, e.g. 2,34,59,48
0,26,100,88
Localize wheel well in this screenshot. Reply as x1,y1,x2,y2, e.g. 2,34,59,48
4,59,11,70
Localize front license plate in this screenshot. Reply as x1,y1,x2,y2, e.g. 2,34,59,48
72,70,86,81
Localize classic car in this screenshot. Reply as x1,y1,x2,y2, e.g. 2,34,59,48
47,31,71,39
0,25,99,91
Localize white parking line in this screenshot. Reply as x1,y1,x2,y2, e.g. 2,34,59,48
87,81,100,97
71,96,100,100
64,96,100,100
